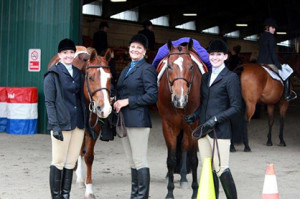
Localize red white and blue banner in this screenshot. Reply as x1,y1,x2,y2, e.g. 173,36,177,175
0,87,38,134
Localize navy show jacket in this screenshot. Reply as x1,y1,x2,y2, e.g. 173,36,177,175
117,59,158,127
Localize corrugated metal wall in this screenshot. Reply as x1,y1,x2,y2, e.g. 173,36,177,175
0,0,82,133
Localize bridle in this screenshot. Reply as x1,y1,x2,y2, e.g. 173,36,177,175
166,52,194,95
85,65,111,128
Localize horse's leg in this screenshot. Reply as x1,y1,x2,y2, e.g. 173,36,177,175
243,102,255,152
179,131,188,188
84,132,98,199
76,132,86,187
188,139,198,199
266,105,275,146
163,123,178,199
279,101,289,146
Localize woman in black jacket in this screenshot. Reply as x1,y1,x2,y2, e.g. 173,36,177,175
44,39,86,199
113,34,158,199
185,39,242,199
257,18,296,101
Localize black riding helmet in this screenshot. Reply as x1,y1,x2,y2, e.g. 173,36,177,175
207,39,228,54
264,17,278,28
58,38,76,53
129,34,149,49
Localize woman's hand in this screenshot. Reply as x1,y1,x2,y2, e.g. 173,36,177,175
113,99,129,113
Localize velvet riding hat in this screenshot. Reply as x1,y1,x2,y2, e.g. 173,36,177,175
207,39,228,54
129,34,149,49
58,38,76,53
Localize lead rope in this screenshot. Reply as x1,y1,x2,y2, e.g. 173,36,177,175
116,111,127,138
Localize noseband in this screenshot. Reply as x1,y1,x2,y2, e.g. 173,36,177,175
85,65,110,114
166,52,194,94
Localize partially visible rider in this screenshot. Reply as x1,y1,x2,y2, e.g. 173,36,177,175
257,17,297,101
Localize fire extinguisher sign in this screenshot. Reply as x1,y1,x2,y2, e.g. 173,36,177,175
28,49,41,72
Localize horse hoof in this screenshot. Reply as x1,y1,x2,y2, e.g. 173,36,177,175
76,181,85,188
84,194,96,199
279,142,286,147
180,181,188,188
165,193,174,199
230,145,236,152
266,142,273,146
244,146,251,152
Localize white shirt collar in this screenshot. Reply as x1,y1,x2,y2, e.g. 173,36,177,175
61,62,73,76
212,63,225,75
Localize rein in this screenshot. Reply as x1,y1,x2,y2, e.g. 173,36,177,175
191,125,221,172
85,65,111,129
166,52,194,95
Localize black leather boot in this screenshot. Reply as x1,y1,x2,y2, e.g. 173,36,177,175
220,168,237,199
284,78,297,102
131,168,138,199
213,171,219,199
49,165,62,199
137,168,150,199
61,168,73,199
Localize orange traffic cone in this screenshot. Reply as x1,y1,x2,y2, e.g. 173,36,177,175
261,164,279,199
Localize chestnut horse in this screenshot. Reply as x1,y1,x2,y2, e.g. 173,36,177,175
48,47,113,199
157,39,206,199
232,63,289,152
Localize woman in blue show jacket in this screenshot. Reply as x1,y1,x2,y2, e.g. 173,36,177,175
44,38,87,199
114,34,158,199
184,39,242,199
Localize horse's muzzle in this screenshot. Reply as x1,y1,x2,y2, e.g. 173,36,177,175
172,94,188,109
96,105,112,118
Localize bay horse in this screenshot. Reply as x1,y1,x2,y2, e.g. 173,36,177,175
48,46,113,199
157,39,206,199
232,63,289,152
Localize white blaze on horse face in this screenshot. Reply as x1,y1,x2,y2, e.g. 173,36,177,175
98,68,112,118
174,57,184,72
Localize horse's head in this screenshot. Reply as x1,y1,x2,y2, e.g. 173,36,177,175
84,48,112,118
166,38,194,108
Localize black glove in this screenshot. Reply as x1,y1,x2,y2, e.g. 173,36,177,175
184,113,198,125
202,116,218,129
53,131,63,141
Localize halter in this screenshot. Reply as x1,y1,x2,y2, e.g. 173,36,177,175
85,65,111,128
166,52,194,95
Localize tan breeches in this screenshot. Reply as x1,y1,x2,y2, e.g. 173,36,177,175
121,127,150,170
51,127,84,170
198,135,230,177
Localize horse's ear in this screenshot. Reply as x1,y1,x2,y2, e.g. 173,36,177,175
167,40,174,51
188,38,193,51
87,47,97,62
104,48,112,62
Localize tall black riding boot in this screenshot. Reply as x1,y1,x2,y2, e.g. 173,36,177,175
284,78,297,102
49,165,62,199
61,168,73,199
131,168,139,199
137,168,150,199
213,171,219,199
220,168,237,199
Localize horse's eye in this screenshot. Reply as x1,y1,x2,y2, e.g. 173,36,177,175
88,76,94,81
190,65,194,70
167,65,172,70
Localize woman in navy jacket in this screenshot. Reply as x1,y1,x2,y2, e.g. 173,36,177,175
44,39,86,199
185,39,242,199
114,34,158,199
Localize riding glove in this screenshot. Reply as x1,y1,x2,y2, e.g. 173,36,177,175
53,131,64,141
202,116,218,129
184,113,198,125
